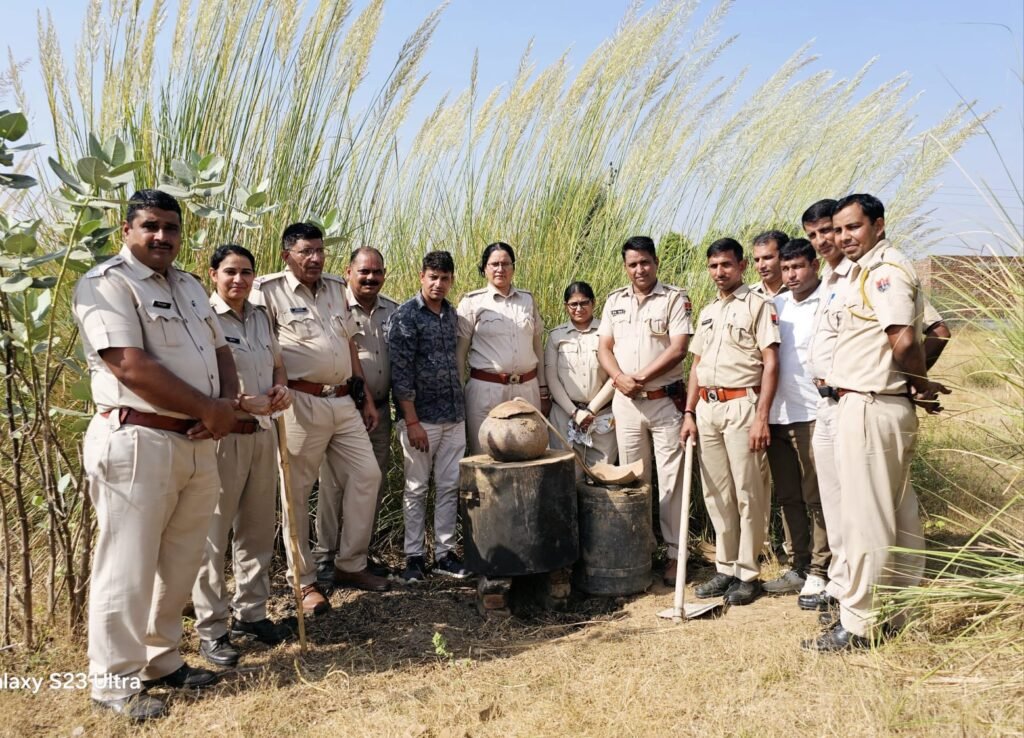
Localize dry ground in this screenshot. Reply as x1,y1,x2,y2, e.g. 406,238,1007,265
1,562,1019,738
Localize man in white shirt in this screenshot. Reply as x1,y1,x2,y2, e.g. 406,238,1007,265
762,238,831,600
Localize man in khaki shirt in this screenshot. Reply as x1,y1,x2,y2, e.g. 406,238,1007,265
804,194,949,652
314,247,399,582
252,223,387,613
73,190,241,721
598,236,692,587
681,237,780,606
750,230,790,298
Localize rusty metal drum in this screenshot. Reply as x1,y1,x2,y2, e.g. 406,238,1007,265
574,481,654,596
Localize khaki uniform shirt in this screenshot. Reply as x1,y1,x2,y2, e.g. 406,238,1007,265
457,284,543,374
597,281,693,389
690,284,780,388
545,320,614,415
751,281,788,298
826,239,924,394
808,257,855,380
251,271,353,385
210,293,280,415
346,287,398,403
73,246,227,419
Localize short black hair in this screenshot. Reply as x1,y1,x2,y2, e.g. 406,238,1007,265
422,250,455,274
834,193,884,222
752,230,790,251
478,242,515,275
563,281,596,303
350,246,384,264
801,199,837,225
127,189,182,224
779,238,816,264
621,236,656,261
210,243,257,270
706,237,743,261
281,222,323,250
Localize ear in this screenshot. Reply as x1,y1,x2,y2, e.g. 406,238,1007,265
121,219,131,238
874,216,886,237
208,267,217,281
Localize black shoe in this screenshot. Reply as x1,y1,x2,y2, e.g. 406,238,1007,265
762,569,806,594
798,591,839,612
695,573,737,599
724,579,762,606
400,555,428,583
432,553,471,579
367,556,391,578
818,611,838,627
92,693,167,721
142,663,217,689
199,634,239,667
230,617,294,646
801,624,872,652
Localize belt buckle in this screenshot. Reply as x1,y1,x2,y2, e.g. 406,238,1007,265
321,384,338,397
508,373,521,385
707,389,720,403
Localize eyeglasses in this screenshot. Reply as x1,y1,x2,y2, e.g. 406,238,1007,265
486,261,513,270
291,247,326,258
566,300,592,310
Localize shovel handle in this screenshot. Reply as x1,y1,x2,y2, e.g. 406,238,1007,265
275,416,307,652
673,439,695,616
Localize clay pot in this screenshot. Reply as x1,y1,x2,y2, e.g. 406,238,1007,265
479,399,548,462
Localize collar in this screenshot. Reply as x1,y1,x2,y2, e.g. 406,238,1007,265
717,283,752,303
626,280,667,299
414,291,450,313
559,319,599,335
346,285,382,314
118,245,167,282
784,280,824,306
209,291,251,319
759,281,787,297
284,269,323,294
855,238,891,268
487,282,520,300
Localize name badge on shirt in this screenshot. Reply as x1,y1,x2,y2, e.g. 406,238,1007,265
610,309,626,316
152,300,172,309
290,306,309,314
225,336,241,344
701,318,713,326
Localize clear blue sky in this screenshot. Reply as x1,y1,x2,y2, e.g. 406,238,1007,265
5,0,1022,250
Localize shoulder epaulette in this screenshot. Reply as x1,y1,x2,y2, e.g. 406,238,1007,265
379,294,400,308
462,287,488,297
323,273,347,285
84,254,125,278
253,272,287,289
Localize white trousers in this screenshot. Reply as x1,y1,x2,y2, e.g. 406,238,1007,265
398,420,467,557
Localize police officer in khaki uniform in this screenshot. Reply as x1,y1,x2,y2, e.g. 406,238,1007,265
545,281,617,474
598,237,692,587
681,237,780,606
252,223,387,614
750,230,790,298
804,194,948,652
74,190,241,721
314,247,398,581
192,244,294,669
457,242,548,454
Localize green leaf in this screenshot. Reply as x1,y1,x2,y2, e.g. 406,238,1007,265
77,157,113,188
0,172,37,189
25,250,67,268
185,201,223,219
30,277,57,289
170,159,196,185
198,154,225,178
70,377,93,403
108,159,145,177
2,232,37,255
245,191,268,209
69,417,91,433
87,133,105,161
49,157,86,194
68,248,94,262
7,143,42,152
58,473,74,494
0,272,33,292
0,111,29,141
103,135,128,167
157,180,190,199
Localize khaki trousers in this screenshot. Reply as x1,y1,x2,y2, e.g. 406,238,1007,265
282,392,381,583
835,393,924,637
314,408,391,561
612,392,684,558
83,414,218,700
812,396,850,600
398,419,467,557
696,395,770,582
465,376,541,455
548,403,618,480
192,427,278,640
767,420,829,577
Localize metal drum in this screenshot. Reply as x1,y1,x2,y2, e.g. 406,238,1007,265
459,450,578,577
574,481,654,596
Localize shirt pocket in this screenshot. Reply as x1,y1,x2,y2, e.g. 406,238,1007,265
476,312,506,339
142,304,188,348
726,316,756,350
555,340,579,374
279,311,321,341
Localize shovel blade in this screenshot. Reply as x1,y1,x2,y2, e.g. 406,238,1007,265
656,599,725,621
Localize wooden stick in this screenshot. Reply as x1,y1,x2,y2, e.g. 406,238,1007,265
275,416,307,652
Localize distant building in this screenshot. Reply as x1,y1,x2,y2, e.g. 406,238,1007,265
914,255,1024,321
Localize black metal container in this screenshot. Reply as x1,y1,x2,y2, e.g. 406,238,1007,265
459,450,578,576
574,481,654,596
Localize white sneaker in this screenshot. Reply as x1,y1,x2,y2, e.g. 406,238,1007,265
799,574,827,596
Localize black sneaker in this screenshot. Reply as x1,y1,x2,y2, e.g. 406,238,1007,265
400,555,428,583
142,663,217,689
230,617,294,646
724,579,762,606
199,634,239,667
432,553,471,579
92,693,167,722
695,573,737,599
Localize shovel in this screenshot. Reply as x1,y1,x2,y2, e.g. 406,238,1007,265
657,438,725,621
275,416,307,651
515,397,643,485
